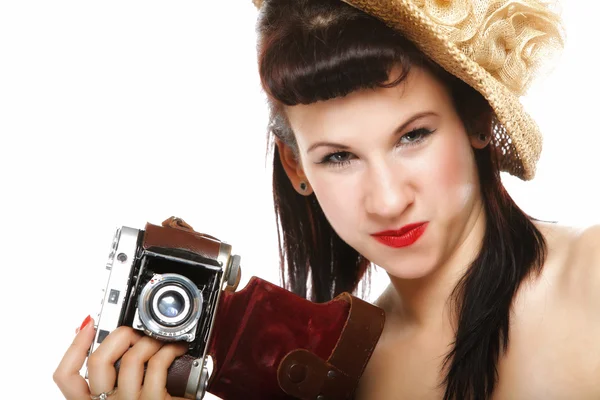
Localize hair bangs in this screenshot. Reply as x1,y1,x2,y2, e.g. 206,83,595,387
257,4,420,106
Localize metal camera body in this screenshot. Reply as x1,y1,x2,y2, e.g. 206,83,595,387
87,224,241,400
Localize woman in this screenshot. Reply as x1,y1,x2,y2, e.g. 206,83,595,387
54,0,599,399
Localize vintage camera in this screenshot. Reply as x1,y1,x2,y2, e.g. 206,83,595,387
85,217,385,400
86,217,240,399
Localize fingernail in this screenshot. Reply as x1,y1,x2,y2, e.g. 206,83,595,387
75,315,92,334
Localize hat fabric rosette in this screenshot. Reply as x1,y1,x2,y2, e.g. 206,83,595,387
252,0,565,180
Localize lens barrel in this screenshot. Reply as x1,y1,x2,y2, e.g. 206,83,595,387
137,273,203,341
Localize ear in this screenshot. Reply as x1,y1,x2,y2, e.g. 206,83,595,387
469,108,493,150
275,138,313,196
469,132,492,149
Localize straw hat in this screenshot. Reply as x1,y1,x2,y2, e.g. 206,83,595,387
252,0,564,180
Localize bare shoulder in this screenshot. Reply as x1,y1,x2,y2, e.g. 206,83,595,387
535,221,600,297
494,221,600,398
527,221,600,341
532,220,597,264
513,221,600,333
567,223,600,266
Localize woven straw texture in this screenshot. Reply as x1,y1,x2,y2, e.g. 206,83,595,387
252,0,564,180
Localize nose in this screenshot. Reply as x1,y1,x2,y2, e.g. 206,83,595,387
364,163,413,219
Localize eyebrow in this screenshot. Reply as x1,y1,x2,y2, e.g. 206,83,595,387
306,111,438,153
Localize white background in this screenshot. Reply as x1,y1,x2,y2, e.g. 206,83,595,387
0,1,598,399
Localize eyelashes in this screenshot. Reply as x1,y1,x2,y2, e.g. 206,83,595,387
316,127,435,168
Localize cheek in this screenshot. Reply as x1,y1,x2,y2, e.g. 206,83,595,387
411,137,477,212
304,171,359,240
439,142,477,213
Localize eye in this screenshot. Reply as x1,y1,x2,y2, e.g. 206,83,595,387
315,127,435,168
329,152,352,163
399,127,435,146
318,151,354,167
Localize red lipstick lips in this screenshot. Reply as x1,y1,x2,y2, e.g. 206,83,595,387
371,222,428,248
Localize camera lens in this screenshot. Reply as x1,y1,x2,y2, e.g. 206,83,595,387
149,284,192,326
137,273,203,341
157,291,185,318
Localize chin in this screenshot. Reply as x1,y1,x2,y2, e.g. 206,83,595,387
374,253,439,281
386,264,437,280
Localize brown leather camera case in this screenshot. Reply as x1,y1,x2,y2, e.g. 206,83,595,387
145,218,385,399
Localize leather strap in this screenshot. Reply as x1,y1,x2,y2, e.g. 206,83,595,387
142,217,221,262
278,350,356,399
115,354,195,398
161,216,219,242
329,293,384,380
164,355,196,397
277,294,385,399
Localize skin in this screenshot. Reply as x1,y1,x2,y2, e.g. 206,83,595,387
53,322,188,400
278,66,600,399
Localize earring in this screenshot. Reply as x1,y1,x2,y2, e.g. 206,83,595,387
478,133,489,142
299,181,308,192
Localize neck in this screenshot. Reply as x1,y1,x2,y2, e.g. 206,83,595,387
385,201,487,332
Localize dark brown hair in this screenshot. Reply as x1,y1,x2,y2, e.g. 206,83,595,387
256,0,547,398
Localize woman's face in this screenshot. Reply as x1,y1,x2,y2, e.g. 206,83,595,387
282,67,486,279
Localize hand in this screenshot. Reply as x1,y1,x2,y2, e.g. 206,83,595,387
54,317,189,400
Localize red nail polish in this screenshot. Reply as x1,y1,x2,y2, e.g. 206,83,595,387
75,315,92,334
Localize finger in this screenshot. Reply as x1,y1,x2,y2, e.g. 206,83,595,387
140,342,189,400
87,326,143,396
116,336,164,399
53,317,96,400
